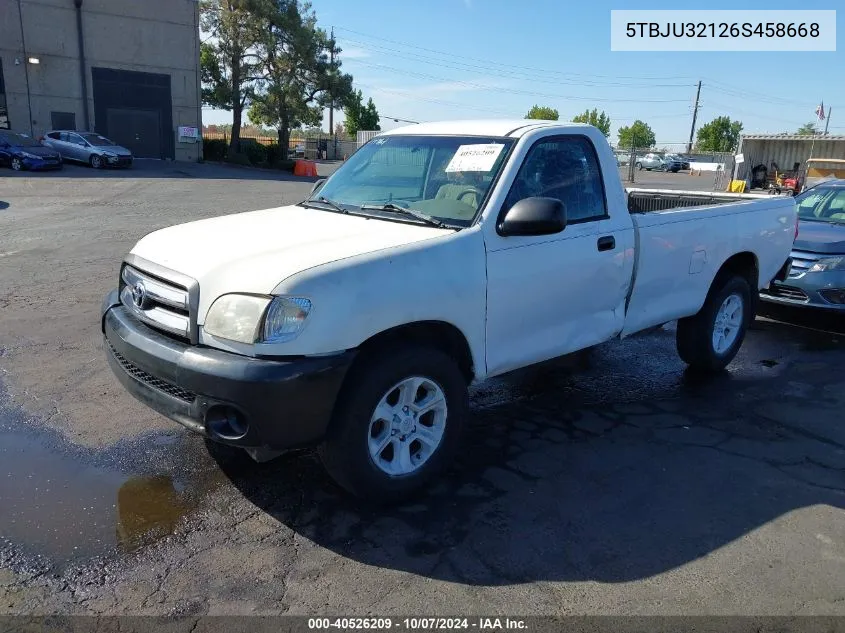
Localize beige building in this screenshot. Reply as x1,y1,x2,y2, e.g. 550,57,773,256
1,0,202,161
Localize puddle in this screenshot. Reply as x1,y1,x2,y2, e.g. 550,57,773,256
0,380,238,569
0,426,204,566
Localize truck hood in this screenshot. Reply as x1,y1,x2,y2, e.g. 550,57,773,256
795,219,845,254
130,205,450,313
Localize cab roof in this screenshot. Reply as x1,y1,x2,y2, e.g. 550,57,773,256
379,119,585,138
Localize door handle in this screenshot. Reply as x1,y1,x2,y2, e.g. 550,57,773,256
597,235,616,252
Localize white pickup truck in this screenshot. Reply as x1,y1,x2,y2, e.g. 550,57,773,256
101,120,796,501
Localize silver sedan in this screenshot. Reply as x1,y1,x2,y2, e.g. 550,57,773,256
43,131,133,169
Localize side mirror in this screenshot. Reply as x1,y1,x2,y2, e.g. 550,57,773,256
311,178,327,195
498,197,567,237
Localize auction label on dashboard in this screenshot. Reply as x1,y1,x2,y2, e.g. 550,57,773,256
610,10,836,51
308,617,527,631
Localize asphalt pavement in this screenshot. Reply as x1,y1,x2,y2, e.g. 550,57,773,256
1,162,843,617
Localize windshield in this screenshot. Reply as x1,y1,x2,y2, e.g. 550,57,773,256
309,134,515,227
0,132,42,148
795,187,845,224
81,133,116,146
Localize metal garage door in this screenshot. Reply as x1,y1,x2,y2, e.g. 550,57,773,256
106,109,162,159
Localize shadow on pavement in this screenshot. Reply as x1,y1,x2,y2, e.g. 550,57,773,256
1,160,336,182
213,324,845,585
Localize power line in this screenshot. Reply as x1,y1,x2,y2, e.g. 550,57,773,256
338,37,692,89
335,26,821,114
336,26,697,82
350,60,691,103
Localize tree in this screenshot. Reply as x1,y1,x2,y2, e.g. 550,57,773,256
334,122,347,137
247,0,353,151
617,120,655,150
200,0,268,154
344,90,381,136
695,116,743,152
572,108,611,137
525,105,559,121
797,122,819,135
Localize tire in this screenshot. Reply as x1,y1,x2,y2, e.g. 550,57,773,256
676,273,753,372
319,345,468,503
636,162,643,171
90,155,104,169
11,157,23,171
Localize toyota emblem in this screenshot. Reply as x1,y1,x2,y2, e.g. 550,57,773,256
131,281,147,309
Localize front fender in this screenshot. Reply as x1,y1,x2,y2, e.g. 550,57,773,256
256,226,489,378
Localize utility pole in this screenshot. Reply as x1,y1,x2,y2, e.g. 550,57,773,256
328,27,334,136
687,80,702,154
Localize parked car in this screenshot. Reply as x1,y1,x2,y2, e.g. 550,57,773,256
0,131,63,171
43,130,133,168
101,119,795,501
636,153,666,171
760,179,845,311
664,154,690,173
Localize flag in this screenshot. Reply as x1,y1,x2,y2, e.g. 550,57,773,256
816,102,826,121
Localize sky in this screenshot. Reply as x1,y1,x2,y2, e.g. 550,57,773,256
202,0,844,147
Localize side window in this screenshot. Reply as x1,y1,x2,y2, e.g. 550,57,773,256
504,136,607,223
47,132,61,140
70,134,86,146
59,132,70,142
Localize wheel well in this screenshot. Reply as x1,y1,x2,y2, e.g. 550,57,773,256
355,321,475,383
716,251,759,288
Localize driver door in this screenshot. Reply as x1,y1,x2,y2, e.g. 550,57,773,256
484,134,630,377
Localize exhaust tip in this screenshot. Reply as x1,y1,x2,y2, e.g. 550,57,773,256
205,405,249,441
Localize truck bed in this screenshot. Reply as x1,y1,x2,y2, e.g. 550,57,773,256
627,188,777,213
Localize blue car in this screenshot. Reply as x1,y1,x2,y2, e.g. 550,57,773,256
761,179,845,311
0,130,63,171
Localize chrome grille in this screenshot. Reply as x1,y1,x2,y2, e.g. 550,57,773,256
120,265,191,340
788,249,821,278
761,284,810,302
107,342,195,403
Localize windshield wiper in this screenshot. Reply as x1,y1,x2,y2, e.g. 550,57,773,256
359,203,444,228
304,196,347,214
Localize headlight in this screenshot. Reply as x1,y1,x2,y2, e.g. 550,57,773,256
262,296,312,343
103,151,117,157
204,294,270,343
808,256,845,273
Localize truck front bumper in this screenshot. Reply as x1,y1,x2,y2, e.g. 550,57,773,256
101,290,355,451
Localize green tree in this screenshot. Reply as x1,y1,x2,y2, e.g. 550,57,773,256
247,1,353,151
796,122,818,135
200,0,269,154
572,108,611,137
695,116,743,152
617,120,655,150
525,105,559,121
344,90,381,136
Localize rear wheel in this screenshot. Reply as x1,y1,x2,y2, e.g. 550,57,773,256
319,345,468,503
90,155,104,169
676,274,752,371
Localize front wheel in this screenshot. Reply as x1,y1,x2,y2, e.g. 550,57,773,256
10,157,23,171
319,346,468,503
636,162,643,171
90,155,104,169
676,274,752,371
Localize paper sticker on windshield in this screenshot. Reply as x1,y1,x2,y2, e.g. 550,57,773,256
445,144,505,172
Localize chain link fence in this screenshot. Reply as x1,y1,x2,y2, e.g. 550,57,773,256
613,143,732,190
203,131,357,161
